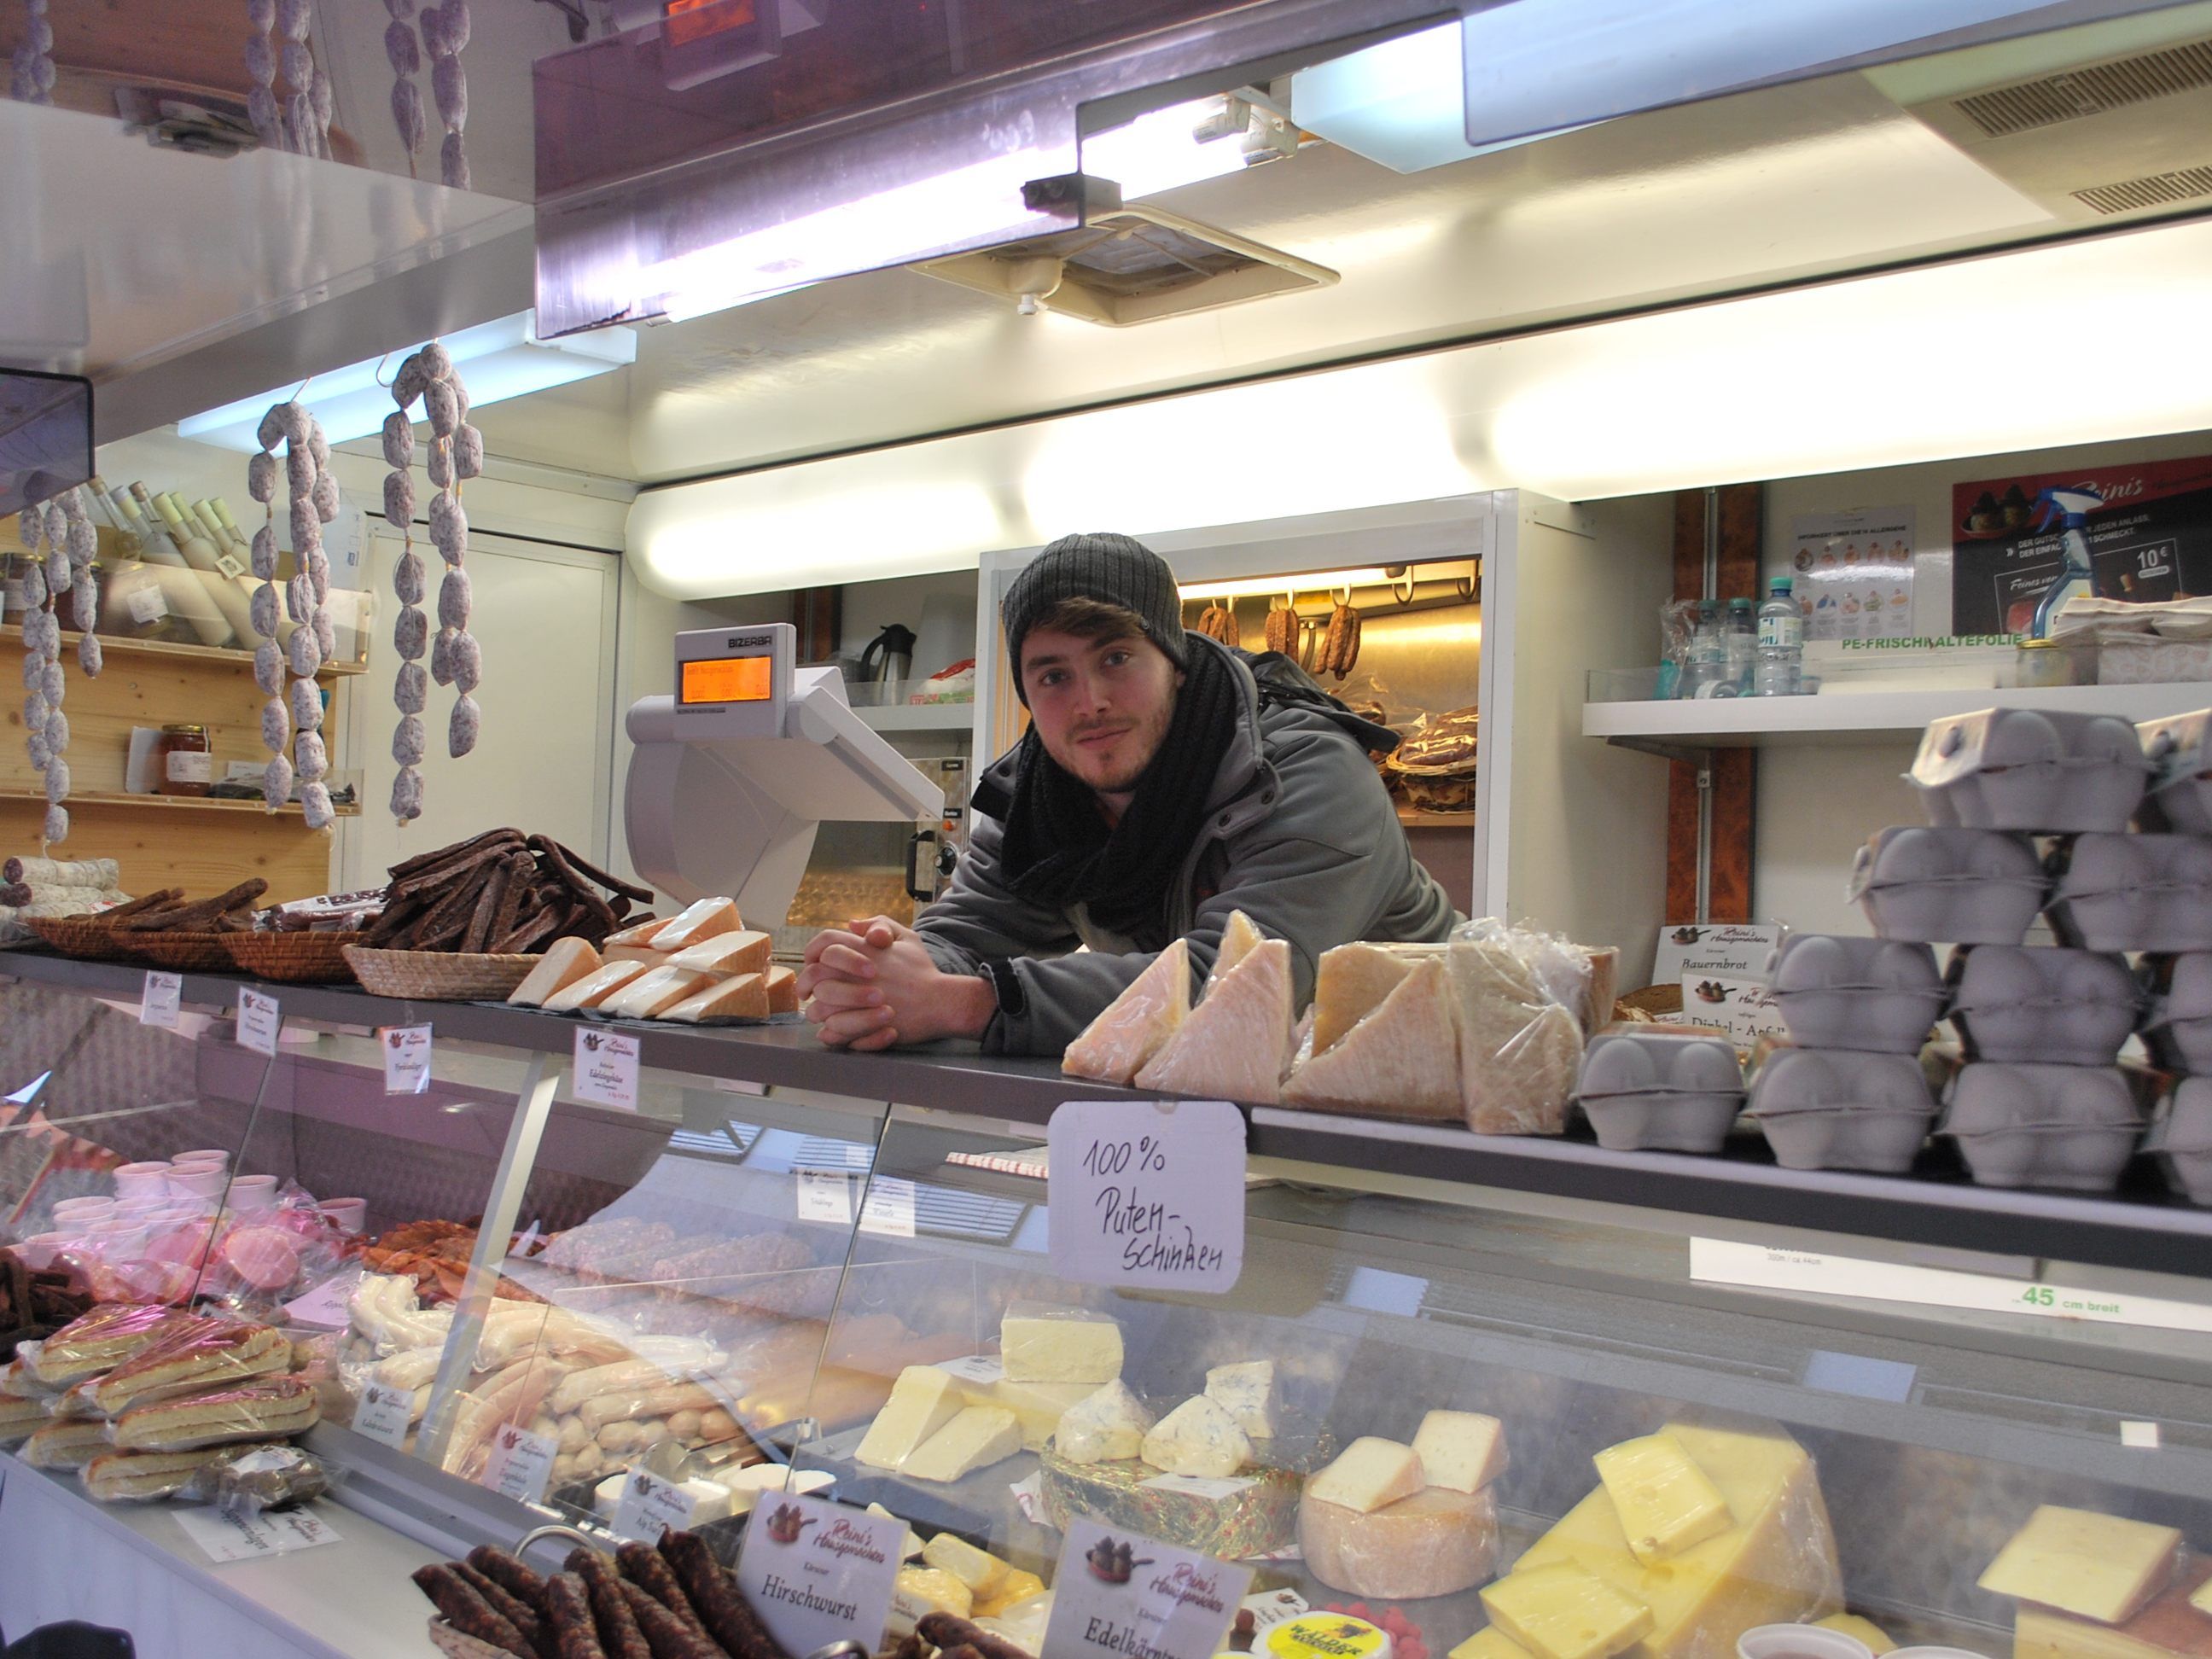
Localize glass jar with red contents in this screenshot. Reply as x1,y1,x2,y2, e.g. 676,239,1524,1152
154,724,213,798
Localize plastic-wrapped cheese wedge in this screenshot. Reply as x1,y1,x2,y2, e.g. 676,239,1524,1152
1594,1432,1733,1564
597,965,710,1019
664,971,769,1023
1204,1360,1281,1439
901,1406,1022,1482
765,964,799,1014
667,928,772,978
1141,1394,1251,1479
542,959,649,1012
1064,939,1190,1084
1978,1505,2184,1626
653,895,742,952
508,937,602,1006
2012,1558,2212,1659
1310,941,1423,1055
1284,957,1461,1120
1482,1562,1654,1659
1056,1379,1153,1464
856,1365,964,1470
1135,937,1293,1103
1210,909,1266,985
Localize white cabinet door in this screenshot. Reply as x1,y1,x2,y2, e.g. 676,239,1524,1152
335,529,619,890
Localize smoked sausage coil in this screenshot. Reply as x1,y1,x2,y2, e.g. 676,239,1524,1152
618,1581,729,1659
412,1563,532,1657
568,1548,652,1659
544,1574,612,1659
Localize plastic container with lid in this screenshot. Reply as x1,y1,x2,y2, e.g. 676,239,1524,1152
1743,1048,1936,1173
1944,945,2137,1065
1908,707,2148,833
2045,833,2212,953
2134,708,2212,833
1848,827,2046,946
1766,934,1942,1053
2139,953,2212,1072
2143,1078,2212,1205
1576,1029,1745,1153
154,725,212,798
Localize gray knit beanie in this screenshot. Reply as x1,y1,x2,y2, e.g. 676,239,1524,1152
1002,533,1189,701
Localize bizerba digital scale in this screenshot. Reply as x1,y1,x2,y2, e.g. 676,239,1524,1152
623,623,946,925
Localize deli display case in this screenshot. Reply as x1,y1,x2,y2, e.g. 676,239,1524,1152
3,951,2211,1659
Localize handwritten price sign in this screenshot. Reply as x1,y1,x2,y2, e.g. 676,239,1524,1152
1046,1099,1244,1291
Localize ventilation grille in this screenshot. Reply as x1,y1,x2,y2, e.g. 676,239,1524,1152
1953,38,2212,137
2073,164,2212,214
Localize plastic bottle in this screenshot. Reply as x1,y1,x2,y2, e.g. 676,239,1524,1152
2029,485,2103,638
1684,600,1726,698
1755,577,1804,696
1724,597,1755,694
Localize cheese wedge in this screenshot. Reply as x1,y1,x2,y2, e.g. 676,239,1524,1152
1452,1632,1538,1659
1063,939,1190,1084
668,928,772,978
976,1570,1046,1619
1204,1360,1282,1439
856,1365,966,1470
1482,1562,1655,1659
2192,1579,2212,1619
1055,1380,1154,1464
542,959,649,1012
1136,937,1293,1104
509,937,604,1006
923,1534,1011,1597
597,964,710,1019
1141,1395,1251,1480
1311,942,1421,1055
963,1376,1096,1451
602,917,671,949
1301,1485,1499,1600
1307,1436,1424,1514
1816,1617,1895,1656
901,1406,1022,1482
1284,957,1461,1119
2014,1559,2212,1659
1979,1505,2183,1627
1211,910,1266,984
1000,1304,1121,1384
893,1567,973,1626
867,1503,927,1560
1594,1432,1733,1565
605,943,671,967
1412,1408,1509,1494
654,895,742,952
1451,934,1583,1134
665,972,769,1023
766,964,799,1014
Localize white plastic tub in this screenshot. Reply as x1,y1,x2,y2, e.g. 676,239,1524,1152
1766,935,1943,1054
1909,707,2147,833
1577,1030,1745,1153
1944,946,2138,1066
2046,834,2212,953
1849,827,2046,946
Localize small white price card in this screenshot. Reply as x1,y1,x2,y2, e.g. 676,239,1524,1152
283,1266,364,1331
1047,1099,1245,1291
858,1176,915,1238
573,1027,641,1112
797,1170,854,1225
734,1491,905,1656
933,1354,1004,1386
236,987,281,1057
140,970,182,1028
483,1423,559,1505
172,1504,341,1563
351,1381,414,1448
380,1023,434,1094
1044,1516,1252,1659
611,1467,697,1543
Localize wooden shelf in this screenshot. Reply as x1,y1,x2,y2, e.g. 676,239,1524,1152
1397,807,1476,829
1583,680,2212,748
0,621,367,678
0,788,359,818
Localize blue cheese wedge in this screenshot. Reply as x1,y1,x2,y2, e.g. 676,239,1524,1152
1205,1360,1282,1439
1140,1395,1252,1480
1057,1381,1155,1464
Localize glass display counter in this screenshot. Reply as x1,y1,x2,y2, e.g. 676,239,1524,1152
4,950,2211,1659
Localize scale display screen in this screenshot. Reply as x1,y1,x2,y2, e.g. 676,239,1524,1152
680,654,774,705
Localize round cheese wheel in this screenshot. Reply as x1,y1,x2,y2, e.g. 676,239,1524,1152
1298,1486,1498,1600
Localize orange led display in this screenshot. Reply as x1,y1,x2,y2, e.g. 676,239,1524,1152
680,654,773,705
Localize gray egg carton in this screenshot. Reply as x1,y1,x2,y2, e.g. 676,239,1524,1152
2134,709,2212,833
1576,1029,1744,1153
2139,953,2212,1072
1939,1061,2144,1191
1765,935,1943,1053
1744,1048,1936,1173
2045,834,2212,953
1909,707,2148,833
1848,827,2046,946
1944,945,2139,1065
2143,1079,2212,1205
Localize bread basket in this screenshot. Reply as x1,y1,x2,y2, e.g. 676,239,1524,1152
128,932,244,974
224,930,365,986
23,915,137,963
428,1621,514,1659
343,946,539,1001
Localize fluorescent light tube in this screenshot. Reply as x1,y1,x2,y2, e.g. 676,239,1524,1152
1080,96,1250,198
175,310,635,451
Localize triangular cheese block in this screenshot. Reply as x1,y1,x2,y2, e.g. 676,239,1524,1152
1310,943,1420,1056
1209,911,1266,987
1064,940,1191,1084
508,937,602,1007
1135,939,1292,1104
1284,958,1460,1119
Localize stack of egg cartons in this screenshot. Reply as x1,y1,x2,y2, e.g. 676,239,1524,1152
2132,711,2212,1206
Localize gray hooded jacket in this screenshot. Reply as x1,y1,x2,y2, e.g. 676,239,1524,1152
916,634,1458,1056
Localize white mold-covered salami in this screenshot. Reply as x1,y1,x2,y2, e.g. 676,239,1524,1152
25,689,48,736
22,561,45,611
392,714,426,766
285,575,312,626
294,728,328,781
245,32,275,85
449,694,480,758
394,550,425,604
439,130,469,191
277,401,311,446
250,581,281,639
311,470,339,525
288,677,322,733
383,472,415,530
300,781,334,830
420,341,453,381
391,765,422,822
312,608,335,661
261,696,291,754
44,760,70,806
431,53,466,129
439,0,470,53
384,18,419,73
306,549,329,604
453,423,484,480
392,78,426,154
65,520,94,565
44,804,67,844
39,660,61,708
255,639,285,695
448,630,481,692
256,407,287,451
78,634,101,678
44,709,67,751
381,411,415,469
248,0,276,31
20,653,40,690
277,0,310,41
418,5,448,56
286,445,315,496
281,39,312,90
424,379,459,438
27,731,49,772
427,443,453,492
251,524,279,579
264,754,294,811
247,453,274,504
308,423,330,471
70,573,95,628
288,624,323,677
393,605,428,661
248,84,281,144
428,492,465,555
394,660,427,713
436,567,471,631
393,352,430,408
429,626,456,686
44,545,68,592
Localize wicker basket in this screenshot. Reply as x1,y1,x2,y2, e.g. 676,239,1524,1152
22,915,137,963
224,930,365,985
428,1620,512,1659
344,946,540,1001
127,931,244,973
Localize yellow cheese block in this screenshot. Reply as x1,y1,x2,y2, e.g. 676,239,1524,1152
976,1570,1047,1618
1311,942,1418,1057
922,1533,1010,1597
1301,1485,1499,1600
1594,1433,1734,1565
1482,1563,1656,1659
1510,1419,1842,1659
1815,1617,1895,1656
1452,1632,1538,1659
2192,1579,2212,1619
1307,1436,1425,1514
2011,1559,2212,1659
891,1567,972,1629
1413,1408,1510,1494
1980,1506,2183,1627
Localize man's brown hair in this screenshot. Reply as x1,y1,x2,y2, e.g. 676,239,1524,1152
1017,597,1154,677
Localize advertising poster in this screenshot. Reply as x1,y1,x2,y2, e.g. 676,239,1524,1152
1950,455,2212,637
1790,507,1915,641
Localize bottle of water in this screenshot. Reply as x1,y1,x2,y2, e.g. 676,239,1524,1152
1724,597,1755,695
1755,578,1804,696
1684,600,1726,697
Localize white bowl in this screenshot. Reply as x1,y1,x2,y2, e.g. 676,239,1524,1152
226,1175,279,1212
170,1150,230,1168
112,1161,171,1198
165,1166,227,1202
1738,1627,1876,1659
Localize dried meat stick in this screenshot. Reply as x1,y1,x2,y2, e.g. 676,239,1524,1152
389,826,524,882
469,1546,555,1618
545,1573,612,1659
618,1581,730,1659
413,1563,533,1657
539,836,654,905
615,1540,713,1639
917,1614,1038,1659
463,860,513,952
659,1531,788,1659
569,1549,652,1659
456,1559,559,1659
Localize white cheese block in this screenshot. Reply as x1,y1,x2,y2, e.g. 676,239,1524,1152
999,1303,1122,1384
1300,1484,1499,1599
1203,1360,1282,1439
1977,1504,2183,1626
900,1406,1022,1483
542,958,649,1012
1284,957,1461,1120
1211,909,1266,984
1063,939,1190,1084
866,1502,926,1559
666,928,772,979
1135,937,1294,1105
962,1376,1096,1451
1140,1394,1251,1480
1055,1380,1154,1464
1306,1436,1424,1514
1412,1408,1509,1494
508,937,602,1006
855,1365,965,1470
1310,942,1420,1056
653,895,742,952
597,964,711,1019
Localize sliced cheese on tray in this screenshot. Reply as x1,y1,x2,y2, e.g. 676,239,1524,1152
1000,1304,1122,1384
1284,956,1461,1119
667,928,773,978
1307,1435,1424,1514
1979,1505,2183,1627
1056,1380,1154,1464
1301,1484,1499,1600
1141,1394,1251,1480
856,1365,965,1470
1594,1432,1733,1565
1063,939,1190,1084
664,972,769,1023
542,959,649,1012
654,895,743,952
1413,1408,1509,1494
1136,937,1294,1104
1311,942,1419,1056
1204,1359,1281,1439
1482,1561,1655,1659
509,937,602,1006
901,1406,1022,1482
598,964,710,1019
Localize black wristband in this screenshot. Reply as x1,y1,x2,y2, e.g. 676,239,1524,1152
982,959,1026,1018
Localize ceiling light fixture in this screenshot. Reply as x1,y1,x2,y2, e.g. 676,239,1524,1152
1080,95,1265,199
176,310,636,451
